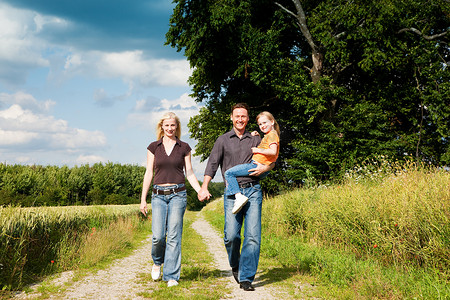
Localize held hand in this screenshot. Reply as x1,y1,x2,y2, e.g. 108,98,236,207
248,161,269,176
251,131,260,136
140,201,148,217
197,188,211,202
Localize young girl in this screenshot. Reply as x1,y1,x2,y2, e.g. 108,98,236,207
224,111,280,214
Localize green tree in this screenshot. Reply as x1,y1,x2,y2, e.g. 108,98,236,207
67,165,92,205
166,0,449,188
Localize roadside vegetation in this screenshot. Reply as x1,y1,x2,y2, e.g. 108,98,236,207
1,159,448,299
0,204,149,292
203,159,450,299
3,208,229,299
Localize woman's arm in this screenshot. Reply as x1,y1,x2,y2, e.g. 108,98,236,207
140,150,154,216
184,152,203,193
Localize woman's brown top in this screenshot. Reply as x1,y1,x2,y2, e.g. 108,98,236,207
147,137,191,185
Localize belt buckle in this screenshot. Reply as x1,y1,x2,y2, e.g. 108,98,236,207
157,189,169,195
240,182,252,189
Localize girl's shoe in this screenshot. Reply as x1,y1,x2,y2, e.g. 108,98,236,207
232,194,248,214
151,265,161,280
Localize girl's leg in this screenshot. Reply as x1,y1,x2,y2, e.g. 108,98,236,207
224,162,257,195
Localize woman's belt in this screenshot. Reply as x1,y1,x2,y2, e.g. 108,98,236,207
153,186,186,195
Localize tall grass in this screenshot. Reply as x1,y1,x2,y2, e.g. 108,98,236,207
0,204,147,290
265,160,450,271
261,160,449,298
203,159,449,298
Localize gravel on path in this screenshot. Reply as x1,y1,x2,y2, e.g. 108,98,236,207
191,213,279,300
15,212,283,299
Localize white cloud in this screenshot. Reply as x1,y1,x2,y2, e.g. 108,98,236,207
0,128,38,145
0,93,107,151
160,93,198,110
0,3,190,89
0,3,49,68
128,93,200,138
64,53,83,70
76,154,108,165
0,91,55,113
33,14,68,33
14,156,32,164
62,50,192,87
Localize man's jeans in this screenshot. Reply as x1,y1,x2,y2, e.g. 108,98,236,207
224,184,262,283
151,184,187,281
224,161,268,195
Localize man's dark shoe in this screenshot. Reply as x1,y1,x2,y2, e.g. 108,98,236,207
239,281,255,291
232,267,239,284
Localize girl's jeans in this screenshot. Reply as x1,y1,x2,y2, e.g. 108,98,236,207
151,184,187,281
224,161,268,195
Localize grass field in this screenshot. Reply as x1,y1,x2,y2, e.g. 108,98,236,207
0,204,148,291
203,161,450,299
1,160,448,299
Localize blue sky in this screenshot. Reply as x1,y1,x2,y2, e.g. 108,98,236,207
0,0,219,180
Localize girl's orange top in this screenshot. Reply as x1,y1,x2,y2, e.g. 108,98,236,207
252,130,279,165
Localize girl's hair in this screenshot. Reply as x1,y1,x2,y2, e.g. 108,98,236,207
156,112,181,140
256,111,280,136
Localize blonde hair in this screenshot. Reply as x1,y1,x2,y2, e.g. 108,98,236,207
156,112,181,140
256,111,280,136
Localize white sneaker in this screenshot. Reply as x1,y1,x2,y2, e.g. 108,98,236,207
167,280,178,287
151,264,161,280
232,194,248,214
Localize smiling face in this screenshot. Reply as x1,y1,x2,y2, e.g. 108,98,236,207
231,107,249,134
162,118,178,138
257,115,274,134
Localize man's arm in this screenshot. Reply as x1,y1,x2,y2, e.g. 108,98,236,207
198,175,213,202
199,135,224,202
248,161,275,176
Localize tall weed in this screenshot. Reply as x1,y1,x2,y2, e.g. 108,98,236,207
0,205,144,290
263,161,450,272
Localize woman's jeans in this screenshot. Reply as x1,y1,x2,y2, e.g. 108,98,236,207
224,161,268,195
224,183,262,283
151,184,187,281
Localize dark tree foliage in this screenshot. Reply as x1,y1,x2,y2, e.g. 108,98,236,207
166,0,449,191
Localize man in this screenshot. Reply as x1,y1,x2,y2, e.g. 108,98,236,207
198,103,274,291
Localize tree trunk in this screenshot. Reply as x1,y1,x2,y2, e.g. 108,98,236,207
276,0,323,83
311,50,323,83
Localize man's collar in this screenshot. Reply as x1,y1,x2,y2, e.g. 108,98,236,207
228,129,251,138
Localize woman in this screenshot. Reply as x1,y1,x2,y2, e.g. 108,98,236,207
140,112,207,287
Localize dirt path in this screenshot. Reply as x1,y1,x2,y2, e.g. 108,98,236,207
191,213,279,300
15,235,154,300
14,212,280,299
